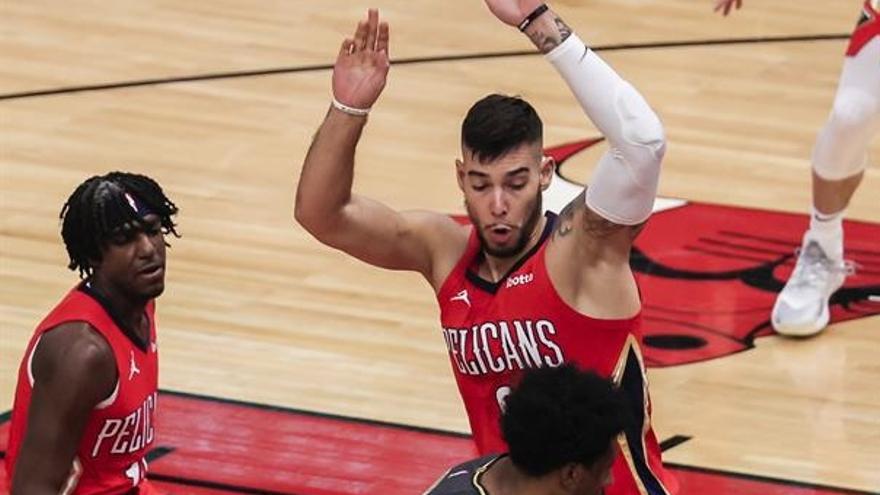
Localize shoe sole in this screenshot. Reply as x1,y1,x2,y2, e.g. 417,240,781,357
772,301,830,337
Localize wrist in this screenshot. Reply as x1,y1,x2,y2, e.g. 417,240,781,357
522,6,573,54
331,97,371,117
518,3,549,32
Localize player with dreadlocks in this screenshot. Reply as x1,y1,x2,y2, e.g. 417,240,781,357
6,172,178,494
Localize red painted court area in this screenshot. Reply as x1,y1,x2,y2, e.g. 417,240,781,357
0,391,873,494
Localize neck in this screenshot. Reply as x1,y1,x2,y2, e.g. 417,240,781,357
482,456,551,495
89,275,148,337
481,215,547,282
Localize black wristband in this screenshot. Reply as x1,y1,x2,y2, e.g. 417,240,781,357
518,4,549,32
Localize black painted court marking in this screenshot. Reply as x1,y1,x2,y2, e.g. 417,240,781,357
145,445,176,463
160,388,473,438
0,395,873,495
658,434,692,452
0,33,848,101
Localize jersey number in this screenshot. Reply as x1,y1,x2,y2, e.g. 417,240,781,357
495,385,511,412
125,460,146,486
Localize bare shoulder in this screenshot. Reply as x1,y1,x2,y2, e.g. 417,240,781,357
402,210,471,289
34,322,116,392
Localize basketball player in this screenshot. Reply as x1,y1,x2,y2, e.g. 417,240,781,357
424,364,630,495
5,172,178,494
715,0,880,336
295,2,674,493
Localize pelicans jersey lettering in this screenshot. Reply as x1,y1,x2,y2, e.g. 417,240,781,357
437,213,675,495
5,285,160,494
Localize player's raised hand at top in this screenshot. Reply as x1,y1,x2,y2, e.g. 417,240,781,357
714,0,743,17
332,9,390,111
483,0,545,27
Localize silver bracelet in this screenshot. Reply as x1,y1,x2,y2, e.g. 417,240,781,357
331,97,370,117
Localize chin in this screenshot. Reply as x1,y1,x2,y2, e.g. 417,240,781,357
484,243,524,259
141,283,165,300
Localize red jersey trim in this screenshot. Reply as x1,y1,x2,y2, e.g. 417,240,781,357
847,0,879,56
437,226,481,302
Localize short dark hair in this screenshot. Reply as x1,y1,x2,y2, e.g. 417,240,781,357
60,171,179,278
501,363,632,477
461,94,543,163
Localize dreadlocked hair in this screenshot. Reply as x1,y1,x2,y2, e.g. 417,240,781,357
60,171,180,278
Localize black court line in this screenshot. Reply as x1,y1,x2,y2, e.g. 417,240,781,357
145,446,176,463
665,463,880,495
2,398,874,494
658,434,692,451
0,33,848,101
159,388,472,439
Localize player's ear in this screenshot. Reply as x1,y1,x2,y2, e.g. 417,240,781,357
456,158,466,192
539,156,555,191
557,462,587,492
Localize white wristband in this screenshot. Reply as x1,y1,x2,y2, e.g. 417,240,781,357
331,97,370,117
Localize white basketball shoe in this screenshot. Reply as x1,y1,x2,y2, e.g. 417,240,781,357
771,237,853,337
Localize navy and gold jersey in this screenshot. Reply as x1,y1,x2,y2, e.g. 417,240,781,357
423,455,502,495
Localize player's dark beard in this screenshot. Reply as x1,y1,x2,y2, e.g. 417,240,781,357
470,191,543,259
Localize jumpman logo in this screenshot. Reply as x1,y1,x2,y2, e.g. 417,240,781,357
129,351,140,380
450,289,471,308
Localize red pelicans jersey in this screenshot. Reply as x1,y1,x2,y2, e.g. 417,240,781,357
847,0,880,56
5,284,159,494
437,213,675,495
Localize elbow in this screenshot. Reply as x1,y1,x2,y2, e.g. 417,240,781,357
294,197,342,244
293,198,308,228
294,203,323,238
619,111,666,171
629,109,666,163
617,81,666,165
293,196,323,237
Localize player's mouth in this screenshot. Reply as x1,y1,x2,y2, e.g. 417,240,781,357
486,224,515,245
137,263,164,281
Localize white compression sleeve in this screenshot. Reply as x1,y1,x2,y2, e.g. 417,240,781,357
546,34,666,225
812,37,880,180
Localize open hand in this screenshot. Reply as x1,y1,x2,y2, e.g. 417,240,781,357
332,9,390,109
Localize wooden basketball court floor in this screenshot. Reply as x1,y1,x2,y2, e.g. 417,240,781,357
1,0,878,493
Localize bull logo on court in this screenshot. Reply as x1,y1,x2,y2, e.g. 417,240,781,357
541,138,880,367
630,202,880,367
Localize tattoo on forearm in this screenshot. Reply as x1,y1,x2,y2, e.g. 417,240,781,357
526,13,574,54
555,16,572,44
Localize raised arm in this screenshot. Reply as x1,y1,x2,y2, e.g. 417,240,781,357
294,9,464,284
11,323,116,494
484,1,666,316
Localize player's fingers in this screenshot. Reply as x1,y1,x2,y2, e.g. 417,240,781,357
339,38,354,57
365,9,379,51
354,20,368,51
377,22,390,55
